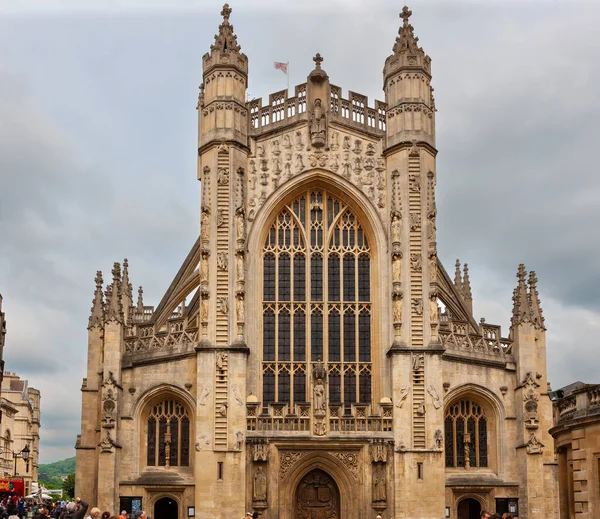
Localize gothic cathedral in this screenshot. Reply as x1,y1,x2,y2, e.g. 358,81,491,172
75,5,559,519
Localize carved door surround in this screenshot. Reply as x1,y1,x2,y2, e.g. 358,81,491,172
276,447,364,519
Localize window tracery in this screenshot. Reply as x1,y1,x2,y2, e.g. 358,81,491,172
147,398,190,468
262,191,372,412
444,399,488,468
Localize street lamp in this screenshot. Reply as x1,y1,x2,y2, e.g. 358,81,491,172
13,444,30,476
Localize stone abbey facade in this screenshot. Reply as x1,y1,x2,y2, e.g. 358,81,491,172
75,5,560,519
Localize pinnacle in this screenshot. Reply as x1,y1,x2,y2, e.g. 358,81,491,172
137,286,144,312
517,263,527,284
88,270,105,329
511,264,545,331
210,2,241,54
454,259,462,287
462,263,472,301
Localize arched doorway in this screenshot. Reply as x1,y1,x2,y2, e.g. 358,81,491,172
295,469,340,519
458,498,481,519
154,497,178,519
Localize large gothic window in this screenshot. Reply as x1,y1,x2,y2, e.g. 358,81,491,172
147,398,190,467
262,191,372,412
445,399,488,468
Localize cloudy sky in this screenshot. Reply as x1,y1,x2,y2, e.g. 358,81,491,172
0,0,599,464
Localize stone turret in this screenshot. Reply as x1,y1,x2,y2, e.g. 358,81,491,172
195,6,250,518
383,6,435,150
384,8,444,519
510,264,557,519
198,3,249,151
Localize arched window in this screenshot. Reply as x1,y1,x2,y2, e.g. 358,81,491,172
3,430,10,462
262,191,372,412
147,398,190,467
445,399,488,468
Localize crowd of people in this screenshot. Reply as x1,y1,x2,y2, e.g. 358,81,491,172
0,497,152,519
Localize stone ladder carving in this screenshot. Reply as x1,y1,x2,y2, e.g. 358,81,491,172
214,351,229,450
215,146,230,345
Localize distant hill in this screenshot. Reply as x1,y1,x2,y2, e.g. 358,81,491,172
38,457,76,488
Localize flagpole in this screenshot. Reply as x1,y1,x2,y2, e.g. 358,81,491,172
287,62,290,98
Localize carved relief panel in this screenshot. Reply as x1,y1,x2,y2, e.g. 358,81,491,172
246,127,386,222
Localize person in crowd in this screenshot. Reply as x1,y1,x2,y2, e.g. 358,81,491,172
480,510,491,519
502,514,513,519
64,498,88,519
118,511,126,519
85,507,100,519
8,505,19,519
100,512,109,519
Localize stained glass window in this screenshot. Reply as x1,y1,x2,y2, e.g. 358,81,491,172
444,399,489,468
262,191,372,410
146,398,190,467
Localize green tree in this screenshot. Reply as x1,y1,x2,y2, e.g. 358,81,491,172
62,473,75,499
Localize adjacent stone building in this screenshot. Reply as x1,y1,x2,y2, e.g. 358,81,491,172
0,296,6,406
550,383,600,519
75,5,559,519
0,373,41,496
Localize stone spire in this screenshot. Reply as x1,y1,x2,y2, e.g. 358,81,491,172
385,6,431,79
137,286,144,313
121,259,133,302
528,270,545,330
462,263,473,301
454,259,463,289
106,262,123,323
88,271,104,329
383,6,435,149
511,264,533,328
210,4,241,54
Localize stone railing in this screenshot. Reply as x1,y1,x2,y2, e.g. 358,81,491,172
247,84,386,138
439,319,512,356
556,395,577,420
588,386,600,408
554,384,600,425
124,316,198,354
246,400,393,435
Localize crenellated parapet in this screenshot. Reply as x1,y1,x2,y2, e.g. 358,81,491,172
248,84,386,140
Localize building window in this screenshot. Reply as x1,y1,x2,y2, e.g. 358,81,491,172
445,399,488,468
147,398,190,467
261,191,372,410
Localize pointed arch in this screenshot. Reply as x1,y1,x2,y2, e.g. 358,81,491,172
246,169,389,415
444,383,506,475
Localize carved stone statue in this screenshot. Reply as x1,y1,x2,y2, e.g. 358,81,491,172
392,254,402,283
253,465,267,502
283,134,292,149
217,252,228,271
236,293,245,323
236,254,244,282
434,429,443,449
217,167,229,185
313,378,326,416
234,431,244,451
200,254,209,284
200,298,209,322
393,296,402,323
310,98,326,148
391,213,401,244
236,208,246,243
201,209,210,243
372,464,387,502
